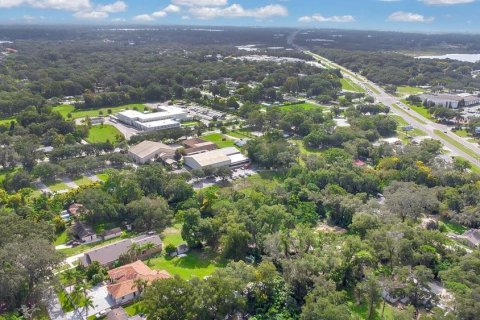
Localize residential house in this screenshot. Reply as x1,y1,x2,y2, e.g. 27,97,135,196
102,227,123,241
68,203,84,217
79,233,162,267
107,260,171,305
71,221,98,243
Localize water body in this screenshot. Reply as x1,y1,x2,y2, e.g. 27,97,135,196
416,54,480,63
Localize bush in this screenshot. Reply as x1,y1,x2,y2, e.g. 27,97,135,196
165,243,177,256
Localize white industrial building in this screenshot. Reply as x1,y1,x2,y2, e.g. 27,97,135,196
115,106,191,131
419,93,480,109
128,140,176,164
183,147,249,170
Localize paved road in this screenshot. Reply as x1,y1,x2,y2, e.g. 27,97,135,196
290,37,480,167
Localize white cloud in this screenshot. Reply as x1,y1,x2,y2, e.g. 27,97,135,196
420,0,474,4
388,11,434,22
96,1,126,13
0,0,91,11
172,0,228,7
152,10,167,18
189,4,288,19
163,4,181,13
299,14,355,23
133,14,155,22
74,10,108,19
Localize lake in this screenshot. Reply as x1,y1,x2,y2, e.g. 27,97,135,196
416,54,480,63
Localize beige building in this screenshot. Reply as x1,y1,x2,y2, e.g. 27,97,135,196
183,149,231,170
128,140,176,164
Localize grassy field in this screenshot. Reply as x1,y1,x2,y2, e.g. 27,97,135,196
0,117,16,126
279,102,326,112
86,124,124,144
202,133,236,148
52,104,146,120
46,180,69,192
181,121,201,127
441,219,468,235
434,130,480,162
147,250,224,280
293,139,323,156
124,301,146,317
396,86,424,96
73,176,96,187
54,230,69,246
341,78,365,92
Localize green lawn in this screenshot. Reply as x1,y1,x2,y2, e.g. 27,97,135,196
440,219,468,235
73,176,96,187
293,139,323,156
53,104,147,120
162,223,186,248
454,129,469,137
46,180,70,192
396,86,424,96
147,249,224,280
434,130,480,162
390,115,409,126
86,124,124,144
54,230,69,246
279,102,326,112
202,133,236,148
124,301,146,317
0,116,16,126
96,173,109,182
341,78,365,93
181,121,201,127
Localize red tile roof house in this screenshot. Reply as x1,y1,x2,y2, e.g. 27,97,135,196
107,260,171,305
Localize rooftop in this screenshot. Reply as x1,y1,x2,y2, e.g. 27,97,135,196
184,149,231,167
129,140,175,159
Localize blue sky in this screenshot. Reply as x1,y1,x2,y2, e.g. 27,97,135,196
0,0,479,32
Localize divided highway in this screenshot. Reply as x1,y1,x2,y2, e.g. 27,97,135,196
305,50,480,168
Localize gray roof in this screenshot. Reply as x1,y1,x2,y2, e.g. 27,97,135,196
81,234,162,266
106,308,129,320
129,140,175,159
184,149,231,167
102,227,122,237
72,221,96,239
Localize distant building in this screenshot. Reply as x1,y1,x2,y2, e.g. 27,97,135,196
107,260,171,305
183,147,249,170
102,227,123,241
420,93,480,109
128,140,176,164
182,138,217,155
79,233,162,267
116,106,190,132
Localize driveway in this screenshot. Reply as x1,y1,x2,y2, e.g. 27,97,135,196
85,284,116,317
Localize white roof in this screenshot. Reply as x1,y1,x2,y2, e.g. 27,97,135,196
118,107,187,122
136,119,179,128
218,147,241,156
229,153,249,165
184,149,230,167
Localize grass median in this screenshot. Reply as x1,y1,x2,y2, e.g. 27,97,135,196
434,130,480,162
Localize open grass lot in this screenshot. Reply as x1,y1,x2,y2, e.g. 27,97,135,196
435,130,480,161
52,103,147,120
454,156,480,174
341,78,365,92
292,139,323,156
46,180,69,192
202,133,236,148
147,250,225,280
279,102,326,112
181,120,201,127
0,117,16,126
390,115,409,126
86,124,124,144
124,301,146,317
396,85,424,96
441,219,468,235
96,172,109,182
73,176,96,187
54,230,69,246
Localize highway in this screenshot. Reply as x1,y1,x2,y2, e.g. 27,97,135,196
294,43,480,167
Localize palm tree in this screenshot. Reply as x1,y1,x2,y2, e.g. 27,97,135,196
63,269,78,293
132,278,148,297
82,296,95,318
